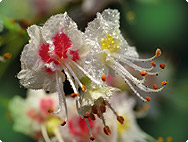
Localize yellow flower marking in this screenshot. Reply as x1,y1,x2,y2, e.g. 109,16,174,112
46,117,61,136
117,116,130,133
101,33,120,53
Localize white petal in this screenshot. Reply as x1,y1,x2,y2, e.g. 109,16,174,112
42,13,84,51
18,69,65,92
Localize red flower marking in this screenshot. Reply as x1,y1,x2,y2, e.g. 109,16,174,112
27,108,45,123
40,98,54,114
38,31,80,74
70,50,80,61
68,115,95,137
39,43,50,63
53,32,72,59
45,67,55,74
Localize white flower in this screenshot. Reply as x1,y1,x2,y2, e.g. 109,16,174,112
8,89,58,139
84,9,167,102
109,92,158,142
17,12,101,123
37,96,118,142
73,77,121,140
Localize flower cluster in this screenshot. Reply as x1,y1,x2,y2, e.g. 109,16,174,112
17,9,167,141
9,90,157,142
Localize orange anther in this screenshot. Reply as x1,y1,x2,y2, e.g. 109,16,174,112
100,105,106,113
89,113,96,121
103,126,111,135
161,81,168,86
117,116,124,125
140,71,147,76
60,120,66,126
97,112,101,118
3,53,12,60
145,96,151,102
92,105,98,114
81,85,86,92
48,108,54,113
102,100,106,106
156,48,161,57
151,61,156,67
159,63,166,69
71,93,79,98
90,136,96,141
153,84,158,90
83,113,90,118
101,75,106,82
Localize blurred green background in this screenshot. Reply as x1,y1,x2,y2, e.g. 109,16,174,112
0,0,188,141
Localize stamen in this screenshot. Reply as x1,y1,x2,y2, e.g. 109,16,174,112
101,75,106,82
97,112,101,118
161,81,168,86
103,126,111,135
92,105,98,114
54,71,68,122
104,101,117,116
90,136,96,141
82,85,87,92
60,120,66,126
83,113,90,118
48,108,54,113
113,48,158,62
137,83,164,93
116,70,147,101
153,84,158,89
53,128,65,142
62,65,79,95
71,61,102,85
159,63,166,69
71,93,79,98
41,123,51,142
151,61,156,67
109,59,164,93
102,100,106,106
114,54,154,72
76,100,81,116
89,113,96,121
145,96,151,102
100,105,106,113
85,118,95,139
98,108,111,136
140,71,147,76
156,48,162,57
53,72,63,114
64,63,84,89
117,116,124,125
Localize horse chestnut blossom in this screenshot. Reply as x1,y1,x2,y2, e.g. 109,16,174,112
84,9,167,102
8,90,60,140
17,12,101,124
75,77,125,140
